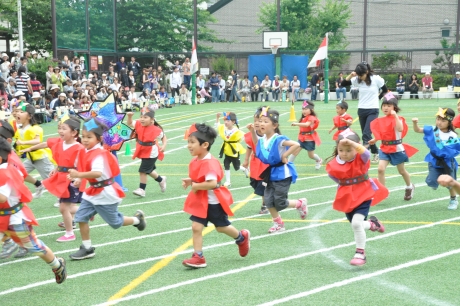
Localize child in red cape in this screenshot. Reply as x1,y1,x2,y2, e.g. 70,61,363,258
326,130,388,266
328,100,353,140
182,123,250,268
453,99,460,129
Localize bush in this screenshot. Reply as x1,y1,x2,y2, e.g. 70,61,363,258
28,57,58,84
211,55,234,78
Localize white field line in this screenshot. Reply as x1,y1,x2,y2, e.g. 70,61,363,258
90,215,460,306
0,193,450,297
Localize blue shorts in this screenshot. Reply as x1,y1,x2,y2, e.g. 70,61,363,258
426,162,457,189
345,200,372,222
299,140,315,151
250,178,265,196
190,204,231,227
378,150,409,166
59,184,82,203
74,199,124,229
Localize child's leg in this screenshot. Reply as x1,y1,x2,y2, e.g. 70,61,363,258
191,221,205,253
56,202,78,241
350,213,369,266
377,159,390,186
396,163,412,186
232,156,248,176
223,156,232,185
288,145,303,162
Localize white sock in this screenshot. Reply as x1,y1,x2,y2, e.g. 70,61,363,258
65,231,74,237
288,155,296,162
132,217,140,225
82,240,92,249
239,166,247,172
406,184,412,189
351,214,367,249
225,170,231,183
48,257,61,269
313,154,321,162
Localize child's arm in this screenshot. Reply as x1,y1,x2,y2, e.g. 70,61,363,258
328,126,337,134
191,179,218,193
126,112,134,128
243,147,252,169
339,138,370,163
20,142,48,153
393,111,403,132
67,169,102,180
215,112,221,124
281,139,300,163
182,178,192,190
412,118,423,133
438,174,460,194
159,134,168,152
16,135,40,146
341,118,353,126
291,120,312,128
247,123,259,151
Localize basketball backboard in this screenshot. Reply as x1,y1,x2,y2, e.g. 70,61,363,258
263,31,289,49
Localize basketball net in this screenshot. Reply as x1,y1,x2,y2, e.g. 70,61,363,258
270,45,279,55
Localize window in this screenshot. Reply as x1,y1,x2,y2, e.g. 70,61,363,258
442,29,450,37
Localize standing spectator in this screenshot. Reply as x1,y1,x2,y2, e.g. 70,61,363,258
108,65,118,79
290,75,301,102
174,60,182,71
29,73,42,93
396,74,405,99
209,72,220,103
15,66,32,101
19,57,28,73
45,65,54,90
260,74,272,101
408,74,419,99
240,75,251,102
30,51,38,63
61,55,71,68
310,72,322,101
196,74,205,90
183,58,191,87
453,71,460,98
142,68,150,93
218,75,226,102
251,75,260,102
120,69,130,89
51,67,66,91
170,66,182,98
127,56,141,79
150,69,159,92
0,81,8,110
335,72,346,100
157,66,166,88
422,72,433,99
0,53,11,80
271,75,280,101
228,69,241,103
128,70,136,88
111,57,126,74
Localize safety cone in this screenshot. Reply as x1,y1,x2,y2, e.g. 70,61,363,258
183,129,189,140
288,103,297,122
124,141,131,156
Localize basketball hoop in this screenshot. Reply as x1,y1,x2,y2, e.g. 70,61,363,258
270,45,279,55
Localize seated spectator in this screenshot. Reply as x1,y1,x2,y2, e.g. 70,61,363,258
422,72,433,99
350,83,359,100
260,74,271,101
31,92,43,108
79,94,91,110
128,85,139,107
271,75,280,101
49,84,60,98
97,86,108,100
100,73,110,87
396,73,405,99
197,86,211,103
290,75,301,102
158,86,168,107
250,75,260,102
335,72,346,100
71,65,83,80
63,79,74,93
66,91,76,110
138,89,149,107
179,83,190,105
453,72,460,98
239,75,251,102
280,76,290,101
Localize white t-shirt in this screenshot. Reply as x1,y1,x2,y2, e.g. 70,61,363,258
262,133,291,178
202,153,219,204
133,120,164,158
351,75,385,109
82,144,122,205
290,80,300,88
0,163,30,225
436,127,457,141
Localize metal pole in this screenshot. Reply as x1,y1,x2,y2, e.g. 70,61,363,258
192,0,197,105
276,0,280,31
86,0,90,74
362,0,368,62
324,33,329,104
456,0,460,55
17,0,23,56
113,0,117,56
51,0,57,57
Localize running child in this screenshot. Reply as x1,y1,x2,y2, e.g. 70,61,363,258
328,100,353,140
452,99,460,129
215,112,249,187
248,106,307,233
243,106,269,214
0,137,67,283
126,106,167,197
68,118,146,260
290,100,323,170
325,130,388,266
369,92,418,200
412,108,460,210
182,123,250,268
22,115,85,242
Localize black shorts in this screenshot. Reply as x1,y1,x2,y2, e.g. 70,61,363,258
190,204,231,227
345,200,372,222
60,184,82,203
138,157,157,174
264,177,292,211
250,178,265,196
223,155,240,171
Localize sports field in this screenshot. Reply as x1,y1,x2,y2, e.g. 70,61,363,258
2,98,460,306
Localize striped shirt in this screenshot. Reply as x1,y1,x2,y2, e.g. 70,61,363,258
15,73,30,93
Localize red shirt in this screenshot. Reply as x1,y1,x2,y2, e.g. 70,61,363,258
30,80,42,92
422,76,433,88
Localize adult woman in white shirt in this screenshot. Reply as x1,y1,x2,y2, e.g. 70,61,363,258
342,62,388,162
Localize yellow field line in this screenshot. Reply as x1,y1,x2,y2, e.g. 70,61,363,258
158,111,215,123
107,193,257,303
242,218,460,226
352,117,359,123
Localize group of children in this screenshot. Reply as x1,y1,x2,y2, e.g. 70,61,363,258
3,92,460,285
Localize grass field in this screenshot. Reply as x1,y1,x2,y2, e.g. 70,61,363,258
2,97,460,306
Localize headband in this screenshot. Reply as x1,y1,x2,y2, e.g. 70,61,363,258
340,128,355,138
60,114,81,130
223,112,237,123
19,103,35,115
436,107,454,122
384,92,397,101
83,118,104,135
187,123,215,145
302,100,314,109
259,106,279,121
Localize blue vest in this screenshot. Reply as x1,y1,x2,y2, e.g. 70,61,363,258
423,125,460,169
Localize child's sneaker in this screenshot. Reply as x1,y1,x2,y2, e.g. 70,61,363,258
236,229,250,257
315,158,323,170
56,234,76,242
134,210,146,231
268,222,285,233
0,239,18,259
182,253,207,268
369,216,385,233
296,198,308,220
404,184,415,201
32,185,45,199
14,247,28,258
69,245,96,260
350,251,366,266
53,202,60,208
223,181,231,187
159,176,167,193
58,221,76,229
132,188,146,197
448,199,458,210
259,206,269,214
371,154,379,163
53,257,67,284
242,167,250,178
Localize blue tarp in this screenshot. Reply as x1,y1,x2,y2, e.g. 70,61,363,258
248,54,276,82
281,54,309,89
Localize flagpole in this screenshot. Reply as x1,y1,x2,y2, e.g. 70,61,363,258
324,33,329,104
192,0,197,105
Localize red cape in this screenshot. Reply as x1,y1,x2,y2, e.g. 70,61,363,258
332,114,353,140
244,132,269,180
132,121,164,161
298,115,321,145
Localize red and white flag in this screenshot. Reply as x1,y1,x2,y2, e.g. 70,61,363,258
191,37,199,74
308,35,328,68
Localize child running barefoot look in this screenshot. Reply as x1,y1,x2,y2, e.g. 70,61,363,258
127,107,167,197
290,100,322,170
413,108,460,210
215,112,249,187
0,137,67,283
68,118,146,260
182,123,250,268
325,131,388,266
249,107,307,233
243,107,269,214
22,115,85,242
328,100,353,140
369,93,418,200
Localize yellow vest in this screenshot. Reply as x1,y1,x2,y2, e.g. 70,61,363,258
217,124,246,157
15,125,54,163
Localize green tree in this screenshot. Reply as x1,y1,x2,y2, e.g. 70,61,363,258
211,55,235,78
372,52,402,74
433,38,456,73
258,0,351,68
